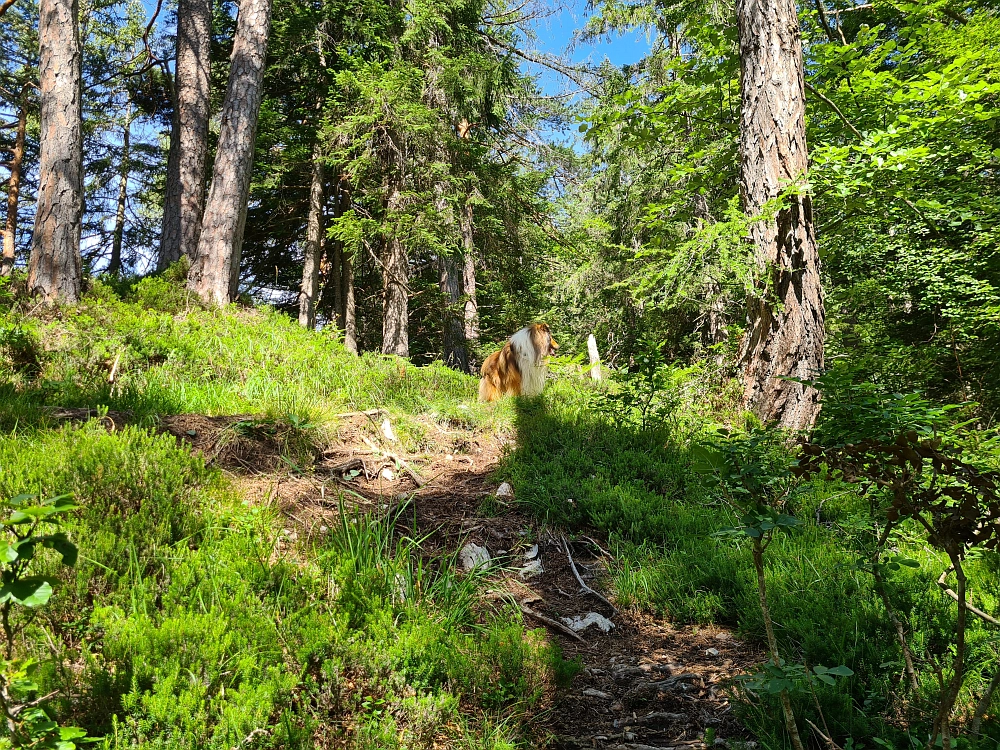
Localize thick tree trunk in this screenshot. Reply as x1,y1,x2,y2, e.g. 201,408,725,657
28,0,83,303
176,0,211,262
158,107,182,270
188,0,273,306
736,0,824,431
159,0,210,269
1,91,27,277
109,102,133,277
298,143,325,328
382,186,409,357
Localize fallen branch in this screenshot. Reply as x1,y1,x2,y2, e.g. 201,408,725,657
938,567,1000,626
334,408,387,419
806,719,844,750
361,436,425,487
519,603,586,643
562,535,619,616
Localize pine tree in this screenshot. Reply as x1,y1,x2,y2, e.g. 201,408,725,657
737,0,824,432
189,0,274,305
28,0,83,302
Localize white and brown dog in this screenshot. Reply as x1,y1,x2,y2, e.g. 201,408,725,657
478,323,559,402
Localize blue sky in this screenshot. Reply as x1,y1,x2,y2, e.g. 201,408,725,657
525,0,651,93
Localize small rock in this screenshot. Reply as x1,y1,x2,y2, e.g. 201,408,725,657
524,544,539,560
582,688,611,700
496,482,514,498
459,542,491,571
715,631,731,641
381,418,398,442
445,454,454,461
562,612,615,633
319,525,328,534
518,558,544,580
706,648,720,657
380,468,395,481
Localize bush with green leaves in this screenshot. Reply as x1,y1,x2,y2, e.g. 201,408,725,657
0,493,89,749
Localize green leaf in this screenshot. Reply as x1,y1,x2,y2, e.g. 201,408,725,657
0,577,54,607
690,444,727,474
39,533,78,567
826,665,855,677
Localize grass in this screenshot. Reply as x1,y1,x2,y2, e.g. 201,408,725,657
500,376,1000,748
0,275,515,437
4,275,1000,749
0,280,561,749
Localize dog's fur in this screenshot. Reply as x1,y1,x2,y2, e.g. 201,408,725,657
478,323,559,402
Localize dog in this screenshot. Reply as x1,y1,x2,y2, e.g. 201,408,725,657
478,323,559,402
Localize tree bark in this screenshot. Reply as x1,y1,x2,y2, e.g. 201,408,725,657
382,178,409,357
159,0,210,269
188,0,273,306
109,102,133,277
736,0,824,431
439,251,468,371
340,179,357,353
460,197,479,370
342,242,357,354
298,143,325,328
1,89,27,277
176,0,211,263
158,105,182,270
28,0,83,303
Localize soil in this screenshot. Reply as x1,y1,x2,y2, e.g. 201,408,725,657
53,406,761,749
241,412,761,750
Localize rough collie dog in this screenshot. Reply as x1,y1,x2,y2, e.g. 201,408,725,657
478,323,559,402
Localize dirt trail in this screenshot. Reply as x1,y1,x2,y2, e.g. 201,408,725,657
56,407,759,748
237,414,759,750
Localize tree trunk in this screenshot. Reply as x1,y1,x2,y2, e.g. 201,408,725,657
330,179,344,330
736,0,824,431
440,252,468,372
28,0,83,303
382,180,409,357
342,243,357,354
298,143,325,328
1,89,27,277
176,0,211,263
109,102,133,277
158,106,182,270
340,179,357,353
188,0,273,306
460,197,479,371
159,0,210,269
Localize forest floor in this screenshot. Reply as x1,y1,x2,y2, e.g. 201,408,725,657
157,409,760,750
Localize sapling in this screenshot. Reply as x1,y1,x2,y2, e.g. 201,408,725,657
796,433,1000,750
0,493,89,748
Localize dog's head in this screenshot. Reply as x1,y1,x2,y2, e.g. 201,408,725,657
531,323,559,357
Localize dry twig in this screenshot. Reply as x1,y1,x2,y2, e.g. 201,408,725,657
562,535,619,615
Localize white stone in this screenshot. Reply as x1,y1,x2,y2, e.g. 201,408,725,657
380,418,398,442
524,544,539,560
562,612,615,633
459,542,491,571
496,482,514,498
380,468,395,481
518,559,544,579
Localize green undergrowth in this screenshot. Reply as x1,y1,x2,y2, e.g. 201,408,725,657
501,377,1000,748
0,421,563,749
0,280,558,748
0,274,514,439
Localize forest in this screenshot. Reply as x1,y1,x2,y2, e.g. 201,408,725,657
1,0,999,746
